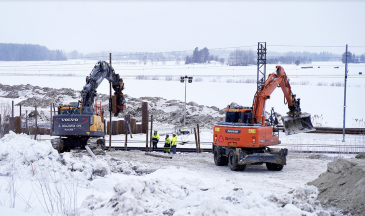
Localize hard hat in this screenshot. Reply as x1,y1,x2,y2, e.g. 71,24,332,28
166,134,169,137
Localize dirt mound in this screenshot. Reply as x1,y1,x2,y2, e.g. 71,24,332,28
308,158,365,215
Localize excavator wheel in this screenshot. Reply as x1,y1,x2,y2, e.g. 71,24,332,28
266,162,283,171
228,150,246,171
51,138,65,153
97,138,106,150
214,146,228,166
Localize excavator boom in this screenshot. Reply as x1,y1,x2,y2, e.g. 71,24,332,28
82,60,125,115
252,66,315,135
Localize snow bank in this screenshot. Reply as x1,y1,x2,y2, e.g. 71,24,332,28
80,166,330,216
0,131,58,176
0,132,112,181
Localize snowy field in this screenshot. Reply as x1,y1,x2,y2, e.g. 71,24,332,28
0,60,364,128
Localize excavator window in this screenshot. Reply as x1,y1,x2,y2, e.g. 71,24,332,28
225,110,252,123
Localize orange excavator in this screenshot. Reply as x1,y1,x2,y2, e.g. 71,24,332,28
213,66,315,171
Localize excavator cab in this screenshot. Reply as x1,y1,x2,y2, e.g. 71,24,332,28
225,109,252,124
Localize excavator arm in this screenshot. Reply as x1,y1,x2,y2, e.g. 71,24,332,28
81,61,125,115
252,66,314,135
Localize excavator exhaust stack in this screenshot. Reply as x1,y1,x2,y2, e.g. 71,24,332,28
282,113,315,135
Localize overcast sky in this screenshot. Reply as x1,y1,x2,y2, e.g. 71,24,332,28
1,1,364,54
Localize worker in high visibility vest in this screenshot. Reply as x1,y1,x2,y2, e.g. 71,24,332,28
171,133,177,154
164,134,171,153
152,130,160,151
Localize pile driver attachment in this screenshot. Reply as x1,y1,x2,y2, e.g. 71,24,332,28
282,113,315,135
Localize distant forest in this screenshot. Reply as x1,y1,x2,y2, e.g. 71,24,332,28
48,46,365,66
185,47,225,64
0,43,67,61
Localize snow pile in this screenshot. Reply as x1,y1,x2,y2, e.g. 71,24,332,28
0,132,113,181
80,166,331,216
0,131,58,176
308,158,365,215
0,132,145,215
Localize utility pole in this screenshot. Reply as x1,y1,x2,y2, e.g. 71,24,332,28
180,76,193,127
342,44,348,142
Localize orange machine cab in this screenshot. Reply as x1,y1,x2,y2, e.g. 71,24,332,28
213,108,280,148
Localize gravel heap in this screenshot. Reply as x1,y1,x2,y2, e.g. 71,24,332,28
308,156,365,215
0,83,226,128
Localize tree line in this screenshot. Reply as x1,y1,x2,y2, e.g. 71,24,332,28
0,43,67,61
341,52,365,63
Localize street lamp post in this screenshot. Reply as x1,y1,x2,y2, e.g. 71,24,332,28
180,75,193,127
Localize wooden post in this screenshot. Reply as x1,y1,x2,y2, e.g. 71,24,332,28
125,133,127,151
149,115,153,152
124,115,130,133
53,103,56,115
15,116,21,134
35,105,37,129
107,121,110,134
12,101,14,118
128,122,133,138
26,110,29,135
197,124,201,153
142,102,148,133
145,118,148,152
50,103,52,135
34,126,38,140
194,127,198,153
19,103,21,117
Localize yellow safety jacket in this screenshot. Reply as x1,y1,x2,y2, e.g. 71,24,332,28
152,133,160,142
171,136,177,146
164,138,171,147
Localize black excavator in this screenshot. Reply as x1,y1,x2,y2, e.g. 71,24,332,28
51,61,125,153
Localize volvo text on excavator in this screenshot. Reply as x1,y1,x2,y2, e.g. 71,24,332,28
213,66,315,171
51,61,125,153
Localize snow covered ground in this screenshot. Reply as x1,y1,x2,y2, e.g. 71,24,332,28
0,132,343,216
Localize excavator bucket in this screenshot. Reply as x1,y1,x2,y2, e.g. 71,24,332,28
282,113,315,135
